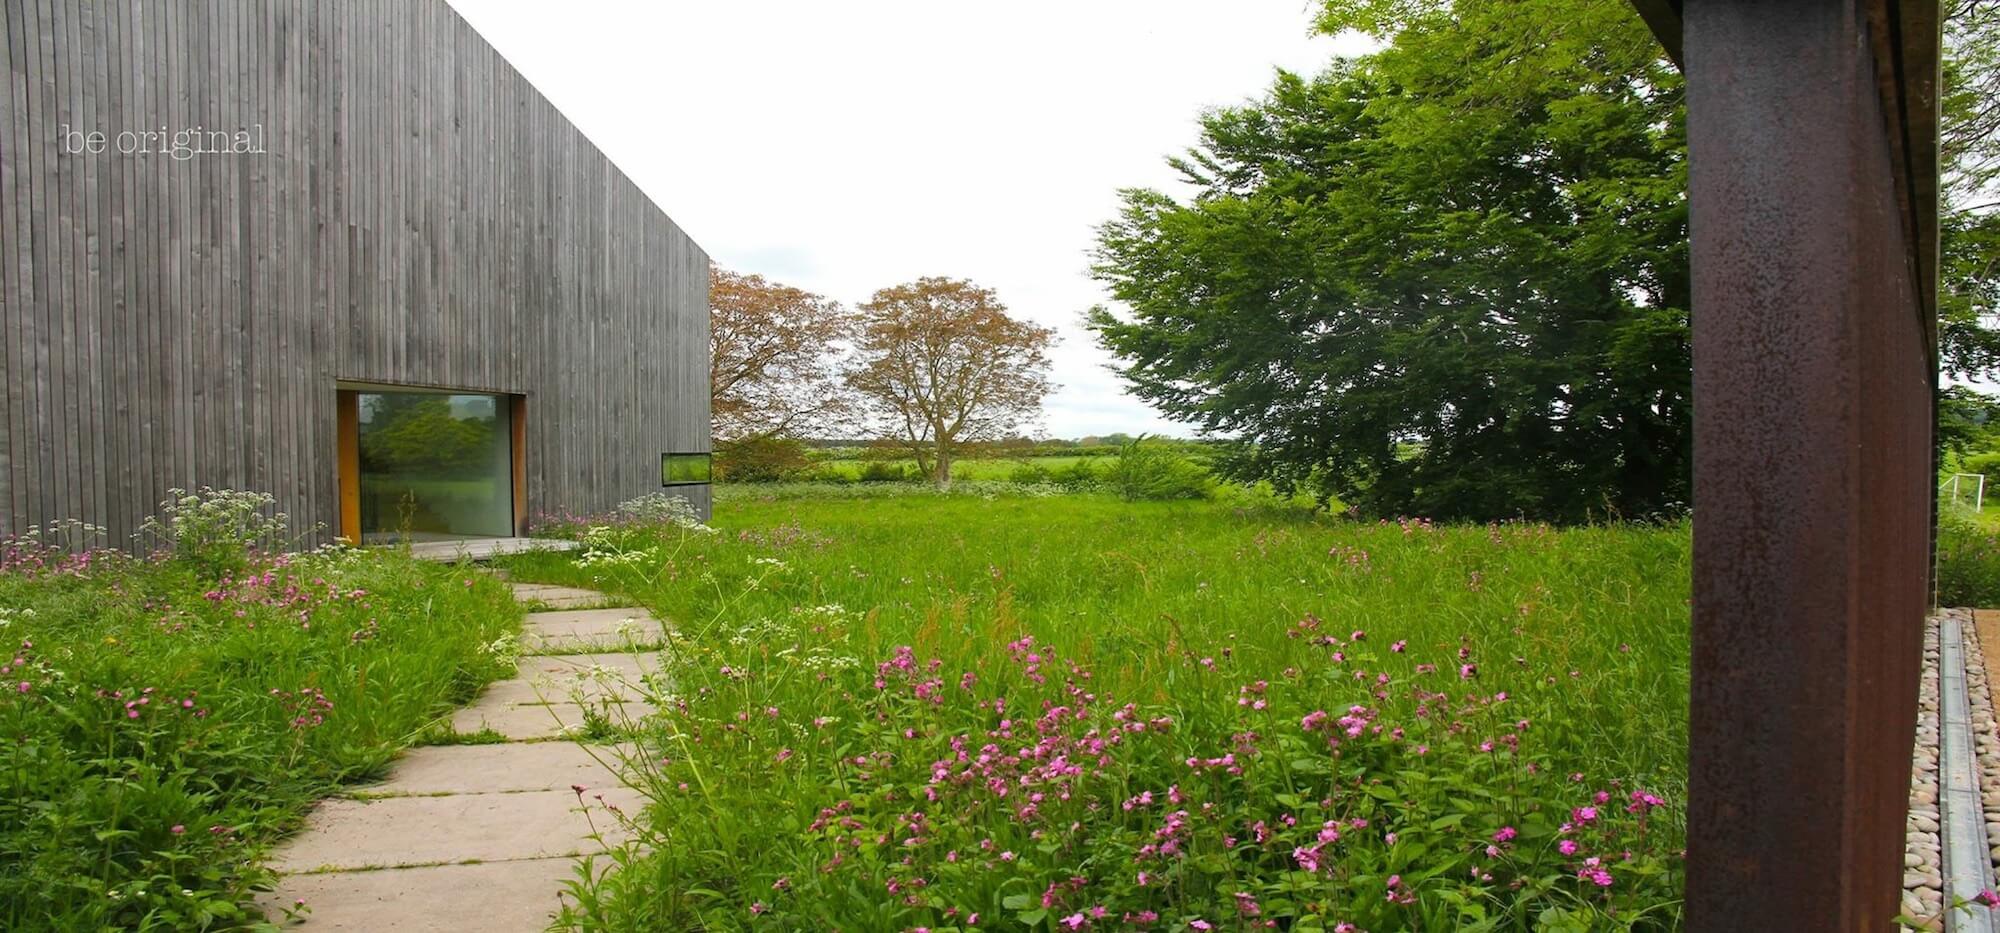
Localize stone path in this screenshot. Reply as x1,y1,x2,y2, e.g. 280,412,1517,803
259,580,661,930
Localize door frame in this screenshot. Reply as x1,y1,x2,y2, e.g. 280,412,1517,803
334,384,527,543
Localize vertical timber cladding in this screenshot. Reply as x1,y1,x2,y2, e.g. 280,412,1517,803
1679,1,1938,929
0,0,712,545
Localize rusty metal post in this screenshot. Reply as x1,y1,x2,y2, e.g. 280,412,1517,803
1682,1,1936,928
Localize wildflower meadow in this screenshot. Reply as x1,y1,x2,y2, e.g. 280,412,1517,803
0,491,521,931
505,487,1693,931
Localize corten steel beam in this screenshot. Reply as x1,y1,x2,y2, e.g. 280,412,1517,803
1678,1,1938,929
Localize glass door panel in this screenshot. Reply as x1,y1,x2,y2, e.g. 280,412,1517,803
355,391,514,542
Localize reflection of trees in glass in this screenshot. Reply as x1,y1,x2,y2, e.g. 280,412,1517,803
359,394,497,476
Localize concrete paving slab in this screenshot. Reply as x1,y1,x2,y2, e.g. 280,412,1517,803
257,856,595,931
448,700,656,740
509,583,619,608
521,651,665,677
476,652,665,706
531,594,619,609
523,607,664,653
270,788,642,872
475,678,650,707
363,743,631,796
260,578,656,927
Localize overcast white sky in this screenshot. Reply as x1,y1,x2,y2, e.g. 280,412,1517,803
446,1,1375,438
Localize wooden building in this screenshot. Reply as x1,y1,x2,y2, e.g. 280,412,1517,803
0,0,711,546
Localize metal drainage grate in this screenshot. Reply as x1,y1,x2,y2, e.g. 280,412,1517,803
1941,611,1996,933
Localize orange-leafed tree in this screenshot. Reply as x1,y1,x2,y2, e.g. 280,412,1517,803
849,277,1056,488
709,266,859,441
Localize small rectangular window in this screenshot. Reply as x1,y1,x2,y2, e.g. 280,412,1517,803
661,452,713,486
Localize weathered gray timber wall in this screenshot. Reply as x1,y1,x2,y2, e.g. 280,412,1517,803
0,0,711,544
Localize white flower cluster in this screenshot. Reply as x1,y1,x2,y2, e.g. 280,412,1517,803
481,633,522,665
614,493,714,532
576,546,659,570
14,519,106,548
137,486,290,556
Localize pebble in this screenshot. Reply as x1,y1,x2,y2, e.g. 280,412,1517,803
1905,615,1955,917
1911,610,2000,918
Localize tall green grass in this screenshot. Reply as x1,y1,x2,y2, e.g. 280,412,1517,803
0,541,521,930
507,491,1691,930
1938,511,2000,607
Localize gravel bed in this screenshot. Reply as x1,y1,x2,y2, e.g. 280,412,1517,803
1908,613,1946,925
1909,608,2000,930
1965,612,2000,915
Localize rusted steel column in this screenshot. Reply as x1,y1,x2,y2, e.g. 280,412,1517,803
1682,1,1935,929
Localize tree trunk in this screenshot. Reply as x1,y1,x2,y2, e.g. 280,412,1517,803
933,447,954,490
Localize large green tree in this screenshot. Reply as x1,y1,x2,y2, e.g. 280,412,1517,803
1942,0,2000,386
1094,0,2000,519
1090,0,1686,522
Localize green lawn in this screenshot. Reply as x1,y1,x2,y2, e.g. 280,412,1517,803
503,488,1692,930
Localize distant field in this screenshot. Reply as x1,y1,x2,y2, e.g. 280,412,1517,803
809,455,1107,481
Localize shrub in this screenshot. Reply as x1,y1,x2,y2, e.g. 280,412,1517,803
859,461,914,483
799,465,856,484
136,487,292,577
1052,459,1104,490
1007,461,1053,484
1938,513,2000,607
716,436,814,483
1961,452,2000,483
1108,437,1213,501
